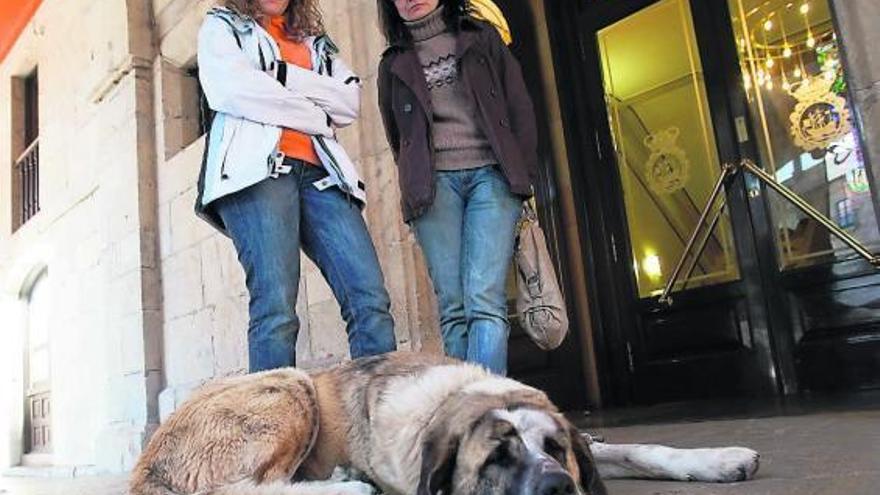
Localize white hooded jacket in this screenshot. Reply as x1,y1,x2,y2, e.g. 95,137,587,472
195,7,366,233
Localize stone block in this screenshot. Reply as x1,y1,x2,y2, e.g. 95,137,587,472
107,269,144,320
138,309,163,373
336,121,362,160
159,61,202,161
122,372,148,425
305,299,348,359
103,377,127,426
119,312,147,375
158,136,204,205
94,422,154,472
303,256,335,306
357,77,393,159
833,0,880,91
162,247,205,320
295,274,311,360
211,296,249,375
169,186,215,254
110,230,143,278
73,230,104,271
158,381,200,423
158,201,174,258
200,234,247,307
158,0,216,67
164,310,215,386
330,0,384,81
853,84,880,199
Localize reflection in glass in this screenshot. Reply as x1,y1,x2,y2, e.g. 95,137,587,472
598,0,741,298
729,0,880,269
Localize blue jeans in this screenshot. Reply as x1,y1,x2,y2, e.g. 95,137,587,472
215,159,396,372
412,165,522,375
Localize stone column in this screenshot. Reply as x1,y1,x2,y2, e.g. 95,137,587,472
94,0,164,471
832,0,880,211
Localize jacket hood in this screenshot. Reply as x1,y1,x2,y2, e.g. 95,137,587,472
208,6,255,35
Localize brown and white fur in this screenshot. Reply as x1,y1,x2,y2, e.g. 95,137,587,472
130,352,758,495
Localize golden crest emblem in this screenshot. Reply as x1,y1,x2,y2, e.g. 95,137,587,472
789,76,851,152
644,127,689,194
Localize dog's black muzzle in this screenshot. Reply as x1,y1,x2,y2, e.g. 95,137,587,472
522,458,577,495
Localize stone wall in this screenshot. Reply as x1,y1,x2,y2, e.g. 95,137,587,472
0,0,161,472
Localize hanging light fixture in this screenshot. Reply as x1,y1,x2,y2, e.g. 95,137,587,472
758,15,775,88
780,8,793,58
780,57,791,92
801,2,816,48
795,39,808,81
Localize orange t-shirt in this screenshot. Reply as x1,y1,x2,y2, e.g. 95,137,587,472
266,16,320,166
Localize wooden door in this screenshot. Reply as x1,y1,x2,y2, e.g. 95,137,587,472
24,273,51,455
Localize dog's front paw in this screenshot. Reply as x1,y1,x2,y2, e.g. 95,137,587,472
328,466,368,482
678,447,760,482
336,481,377,495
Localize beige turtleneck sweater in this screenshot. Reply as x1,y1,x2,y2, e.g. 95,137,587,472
405,7,497,171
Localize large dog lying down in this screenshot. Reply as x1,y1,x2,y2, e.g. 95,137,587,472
130,352,759,495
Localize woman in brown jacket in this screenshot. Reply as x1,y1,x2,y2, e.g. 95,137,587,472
377,0,538,375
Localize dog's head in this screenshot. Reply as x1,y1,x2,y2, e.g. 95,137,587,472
416,396,606,495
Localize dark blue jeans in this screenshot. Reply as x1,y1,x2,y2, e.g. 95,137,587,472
215,159,396,372
412,165,522,375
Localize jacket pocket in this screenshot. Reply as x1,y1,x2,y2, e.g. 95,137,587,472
223,118,279,184
219,117,243,180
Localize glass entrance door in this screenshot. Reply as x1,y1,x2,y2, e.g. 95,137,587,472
728,0,880,392
730,0,880,269
598,0,741,298
586,0,779,404
572,0,880,404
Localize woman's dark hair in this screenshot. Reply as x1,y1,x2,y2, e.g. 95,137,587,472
377,0,472,45
224,0,324,41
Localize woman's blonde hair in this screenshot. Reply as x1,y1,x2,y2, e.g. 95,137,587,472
224,0,324,41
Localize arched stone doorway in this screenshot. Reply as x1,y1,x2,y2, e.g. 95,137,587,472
21,267,51,465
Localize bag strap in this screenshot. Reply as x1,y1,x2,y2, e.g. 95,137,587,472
517,199,539,237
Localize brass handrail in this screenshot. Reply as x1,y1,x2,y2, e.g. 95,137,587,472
659,158,880,306
658,162,737,305
739,158,879,265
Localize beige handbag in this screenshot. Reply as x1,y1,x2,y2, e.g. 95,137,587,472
514,201,569,350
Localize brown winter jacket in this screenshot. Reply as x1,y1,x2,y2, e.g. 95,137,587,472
378,16,538,221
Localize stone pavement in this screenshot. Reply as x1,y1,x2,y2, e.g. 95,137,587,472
0,474,129,495
595,409,880,495
1,409,878,495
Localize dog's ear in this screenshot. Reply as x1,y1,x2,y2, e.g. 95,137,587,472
567,426,607,495
417,431,460,495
